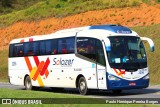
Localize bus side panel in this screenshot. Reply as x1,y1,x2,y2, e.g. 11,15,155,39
40,54,98,89
36,54,98,89
8,54,99,89
8,58,29,86
73,56,98,89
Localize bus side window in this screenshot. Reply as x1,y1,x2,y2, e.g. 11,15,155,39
58,37,75,54
33,42,39,55
24,42,31,56
9,44,14,57
40,41,46,55
66,37,75,53
96,40,106,66
51,39,58,55
13,44,24,57
77,37,96,61
58,39,67,54
46,40,52,55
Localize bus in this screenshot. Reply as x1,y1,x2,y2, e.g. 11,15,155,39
8,24,154,95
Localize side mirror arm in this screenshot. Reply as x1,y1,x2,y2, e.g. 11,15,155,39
140,37,154,52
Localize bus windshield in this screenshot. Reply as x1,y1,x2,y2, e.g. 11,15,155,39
107,36,147,70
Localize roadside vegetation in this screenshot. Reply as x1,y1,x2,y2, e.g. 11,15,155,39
0,49,8,81
0,0,44,15
0,88,159,107
1,0,160,27
132,24,160,84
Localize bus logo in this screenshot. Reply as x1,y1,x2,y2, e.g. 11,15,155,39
53,58,74,67
24,56,50,86
113,68,126,78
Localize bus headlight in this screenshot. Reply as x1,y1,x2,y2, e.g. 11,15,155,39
143,74,149,80
108,75,120,81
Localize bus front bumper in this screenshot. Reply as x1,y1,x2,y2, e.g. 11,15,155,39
107,76,149,90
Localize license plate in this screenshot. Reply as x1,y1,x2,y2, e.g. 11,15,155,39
129,82,136,86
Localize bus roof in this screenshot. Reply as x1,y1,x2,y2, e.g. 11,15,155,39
9,24,139,44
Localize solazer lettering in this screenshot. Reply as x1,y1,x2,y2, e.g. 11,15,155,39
53,58,74,66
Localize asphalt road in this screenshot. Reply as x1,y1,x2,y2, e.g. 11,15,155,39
0,82,160,98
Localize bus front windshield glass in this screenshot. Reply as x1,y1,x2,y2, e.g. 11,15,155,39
107,36,147,70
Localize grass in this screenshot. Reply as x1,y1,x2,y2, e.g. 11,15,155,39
0,0,44,15
0,88,82,98
0,0,160,28
0,49,8,82
0,0,142,27
0,88,159,107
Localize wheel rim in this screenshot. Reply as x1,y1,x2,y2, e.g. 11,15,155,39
80,81,86,91
26,80,30,88
25,78,31,89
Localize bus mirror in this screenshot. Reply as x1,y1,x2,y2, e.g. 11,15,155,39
141,37,154,52
103,38,111,52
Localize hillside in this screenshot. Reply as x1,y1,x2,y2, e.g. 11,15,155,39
1,3,160,50
0,0,44,15
0,1,160,83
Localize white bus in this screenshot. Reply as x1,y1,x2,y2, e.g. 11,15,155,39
8,24,154,95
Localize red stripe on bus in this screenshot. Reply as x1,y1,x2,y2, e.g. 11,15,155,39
113,68,118,74
24,57,32,72
20,39,24,43
33,56,40,67
33,61,45,81
45,70,49,78
119,69,126,75
40,58,50,76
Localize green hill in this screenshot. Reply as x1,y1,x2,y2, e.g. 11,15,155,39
1,0,159,27
0,0,43,15
0,0,160,84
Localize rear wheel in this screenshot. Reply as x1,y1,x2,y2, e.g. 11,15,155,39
24,76,32,90
78,77,89,95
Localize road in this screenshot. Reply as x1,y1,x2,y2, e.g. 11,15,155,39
0,82,160,98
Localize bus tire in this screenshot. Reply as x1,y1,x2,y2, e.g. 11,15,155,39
24,76,32,90
112,90,122,94
78,77,89,95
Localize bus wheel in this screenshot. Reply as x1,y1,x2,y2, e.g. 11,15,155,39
112,90,122,94
78,77,89,95
24,76,32,90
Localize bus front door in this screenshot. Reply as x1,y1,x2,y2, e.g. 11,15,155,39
97,64,107,89
96,40,107,89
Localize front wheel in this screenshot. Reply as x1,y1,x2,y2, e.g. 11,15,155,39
78,77,89,95
24,76,32,90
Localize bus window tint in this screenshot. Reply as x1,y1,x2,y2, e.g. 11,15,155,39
96,40,106,66
24,42,34,56
66,38,75,53
50,39,57,55
58,37,75,54
46,40,52,55
33,42,39,55
40,41,46,55
77,38,96,61
14,44,24,57
10,37,74,57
